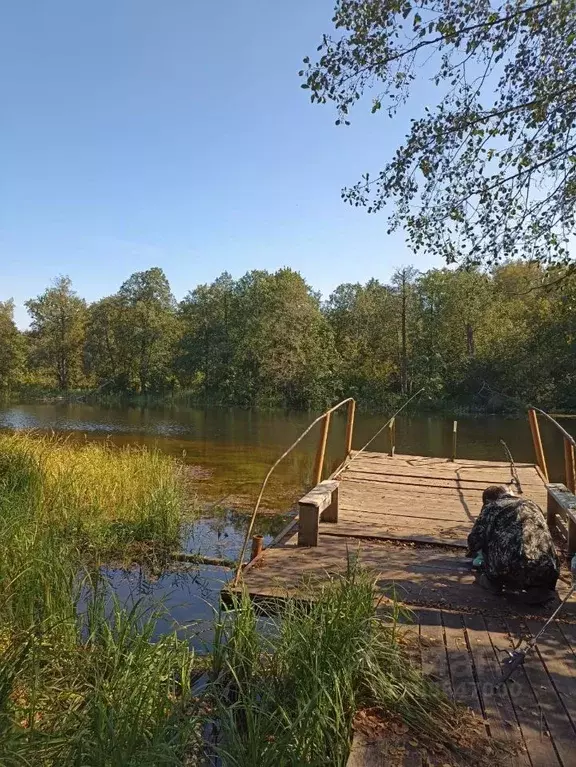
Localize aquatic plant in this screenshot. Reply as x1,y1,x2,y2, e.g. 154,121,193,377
209,564,460,766
0,431,184,555
0,582,199,766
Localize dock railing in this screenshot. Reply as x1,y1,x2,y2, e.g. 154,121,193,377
528,407,576,555
528,407,576,490
233,398,356,585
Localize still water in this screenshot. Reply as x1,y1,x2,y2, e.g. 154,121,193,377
2,401,573,643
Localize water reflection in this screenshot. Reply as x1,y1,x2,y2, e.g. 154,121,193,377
2,402,575,484
86,564,232,652
182,509,291,562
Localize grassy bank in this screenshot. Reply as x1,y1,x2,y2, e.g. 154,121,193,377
0,432,200,765
0,433,499,765
0,432,187,633
1,565,493,767
207,568,497,766
0,431,184,558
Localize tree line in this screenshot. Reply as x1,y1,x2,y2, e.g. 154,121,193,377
1,262,575,411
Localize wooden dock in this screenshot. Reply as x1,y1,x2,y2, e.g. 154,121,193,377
234,452,563,612
230,435,576,766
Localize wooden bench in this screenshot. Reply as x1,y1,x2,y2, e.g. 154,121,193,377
547,483,576,555
298,480,339,547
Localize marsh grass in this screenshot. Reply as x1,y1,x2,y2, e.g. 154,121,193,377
0,582,200,766
0,431,184,554
0,431,200,765
208,564,462,767
0,432,481,766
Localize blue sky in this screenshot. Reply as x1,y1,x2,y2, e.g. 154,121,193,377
1,1,442,327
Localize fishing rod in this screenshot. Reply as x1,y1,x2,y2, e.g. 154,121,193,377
499,439,523,495
495,555,576,689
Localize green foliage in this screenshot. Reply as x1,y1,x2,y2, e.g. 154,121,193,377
0,587,199,766
0,301,24,394
0,433,184,603
87,267,179,394
0,434,197,766
210,566,459,766
25,276,87,390
303,0,576,266
178,268,338,409
4,261,576,410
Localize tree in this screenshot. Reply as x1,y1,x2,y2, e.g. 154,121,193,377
0,300,25,392
302,0,576,267
85,268,179,394
391,267,419,395
412,268,491,395
179,269,338,408
235,269,337,409
85,295,125,390
25,277,87,390
326,280,398,403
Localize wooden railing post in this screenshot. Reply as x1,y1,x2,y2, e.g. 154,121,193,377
451,420,458,462
388,417,396,457
528,408,549,482
564,438,576,493
250,535,264,562
345,399,356,457
313,412,331,486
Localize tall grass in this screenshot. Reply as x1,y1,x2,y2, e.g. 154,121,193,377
0,433,477,765
209,565,460,767
0,432,199,765
0,431,186,636
0,585,200,766
0,431,184,555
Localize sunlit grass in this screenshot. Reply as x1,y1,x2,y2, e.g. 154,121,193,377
0,433,484,765
209,564,466,767
0,584,200,767
0,432,200,765
0,431,184,554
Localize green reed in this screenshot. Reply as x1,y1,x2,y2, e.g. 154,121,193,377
209,563,460,767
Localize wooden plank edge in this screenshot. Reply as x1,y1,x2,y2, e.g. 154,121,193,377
318,529,468,549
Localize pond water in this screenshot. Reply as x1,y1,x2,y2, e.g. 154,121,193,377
2,401,574,646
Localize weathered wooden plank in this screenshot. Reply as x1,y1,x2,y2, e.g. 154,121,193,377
298,480,339,546
353,452,538,469
346,463,546,486
546,484,576,554
484,616,561,767
339,480,485,500
527,620,576,732
340,482,486,509
507,618,576,767
324,527,468,548
558,621,576,662
463,614,528,764
324,517,469,547
338,501,472,522
344,472,492,491
417,608,453,699
441,610,484,718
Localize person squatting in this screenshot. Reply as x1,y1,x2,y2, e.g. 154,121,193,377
467,484,560,605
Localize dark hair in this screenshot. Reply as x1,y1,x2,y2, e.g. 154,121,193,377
482,485,511,505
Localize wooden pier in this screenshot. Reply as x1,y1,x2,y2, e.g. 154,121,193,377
228,404,576,766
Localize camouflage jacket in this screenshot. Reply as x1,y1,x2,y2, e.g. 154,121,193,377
467,495,559,588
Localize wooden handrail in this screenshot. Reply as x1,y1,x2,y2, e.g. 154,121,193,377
531,407,576,451
528,408,549,481
233,398,356,585
529,406,576,489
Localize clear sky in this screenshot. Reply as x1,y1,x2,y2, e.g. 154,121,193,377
1,1,442,328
